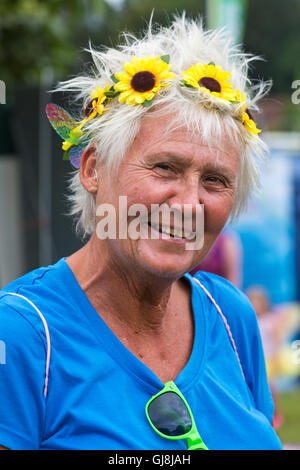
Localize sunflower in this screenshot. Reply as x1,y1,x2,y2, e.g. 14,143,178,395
181,62,236,103
234,88,261,136
113,56,176,105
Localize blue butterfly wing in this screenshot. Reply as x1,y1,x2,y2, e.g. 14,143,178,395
69,146,84,169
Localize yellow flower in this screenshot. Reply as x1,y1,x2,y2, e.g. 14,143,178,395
63,84,111,152
62,140,72,151
59,85,111,157
113,56,176,105
234,88,261,135
61,125,84,151
242,111,261,135
182,62,235,102
234,88,247,104
86,84,110,119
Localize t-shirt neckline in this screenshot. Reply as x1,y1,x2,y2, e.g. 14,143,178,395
59,257,208,394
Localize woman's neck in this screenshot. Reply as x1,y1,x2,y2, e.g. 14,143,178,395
65,235,181,333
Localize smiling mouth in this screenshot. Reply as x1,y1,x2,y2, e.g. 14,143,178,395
147,222,195,240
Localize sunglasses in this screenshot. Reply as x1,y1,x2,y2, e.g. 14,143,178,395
145,381,208,450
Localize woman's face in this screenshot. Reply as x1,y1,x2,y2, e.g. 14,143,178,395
94,113,239,279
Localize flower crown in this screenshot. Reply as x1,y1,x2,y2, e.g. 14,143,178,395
46,55,261,168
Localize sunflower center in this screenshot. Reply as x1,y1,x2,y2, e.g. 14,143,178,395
198,77,221,93
131,71,156,92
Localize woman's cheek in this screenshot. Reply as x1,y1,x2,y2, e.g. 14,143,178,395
204,196,235,232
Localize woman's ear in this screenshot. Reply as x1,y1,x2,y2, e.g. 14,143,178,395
79,144,98,194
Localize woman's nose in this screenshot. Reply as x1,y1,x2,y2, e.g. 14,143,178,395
169,176,203,208
166,178,204,231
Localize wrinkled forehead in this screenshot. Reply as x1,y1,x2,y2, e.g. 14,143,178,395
130,108,242,162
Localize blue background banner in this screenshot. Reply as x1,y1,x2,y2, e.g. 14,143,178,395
232,148,299,305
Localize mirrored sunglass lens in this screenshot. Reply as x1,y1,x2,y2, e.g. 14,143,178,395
148,391,192,437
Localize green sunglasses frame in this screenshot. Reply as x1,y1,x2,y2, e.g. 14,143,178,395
145,381,208,450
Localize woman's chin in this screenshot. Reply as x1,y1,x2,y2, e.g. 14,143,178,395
135,238,196,278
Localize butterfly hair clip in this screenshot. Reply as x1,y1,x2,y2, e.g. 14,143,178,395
46,103,87,169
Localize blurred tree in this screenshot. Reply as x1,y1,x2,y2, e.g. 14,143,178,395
2,0,298,96
113,0,205,34
0,0,299,128
0,0,113,90
84,0,205,61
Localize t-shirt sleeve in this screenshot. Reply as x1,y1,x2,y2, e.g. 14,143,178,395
0,296,47,449
195,272,275,423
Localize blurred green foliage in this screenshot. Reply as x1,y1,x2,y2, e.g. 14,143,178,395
0,0,299,129
0,0,205,88
110,0,205,35
277,386,300,445
244,0,300,95
0,0,112,86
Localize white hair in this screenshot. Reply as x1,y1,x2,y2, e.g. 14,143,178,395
54,14,271,238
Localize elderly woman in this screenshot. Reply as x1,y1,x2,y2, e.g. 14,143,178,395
0,17,282,450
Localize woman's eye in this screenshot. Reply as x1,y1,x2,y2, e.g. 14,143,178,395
207,176,220,182
205,176,226,185
155,163,172,171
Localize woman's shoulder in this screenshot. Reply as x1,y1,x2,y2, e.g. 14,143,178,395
1,257,66,295
190,271,269,396
190,270,259,334
0,258,68,339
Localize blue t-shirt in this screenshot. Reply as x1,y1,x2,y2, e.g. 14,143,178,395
0,258,282,450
